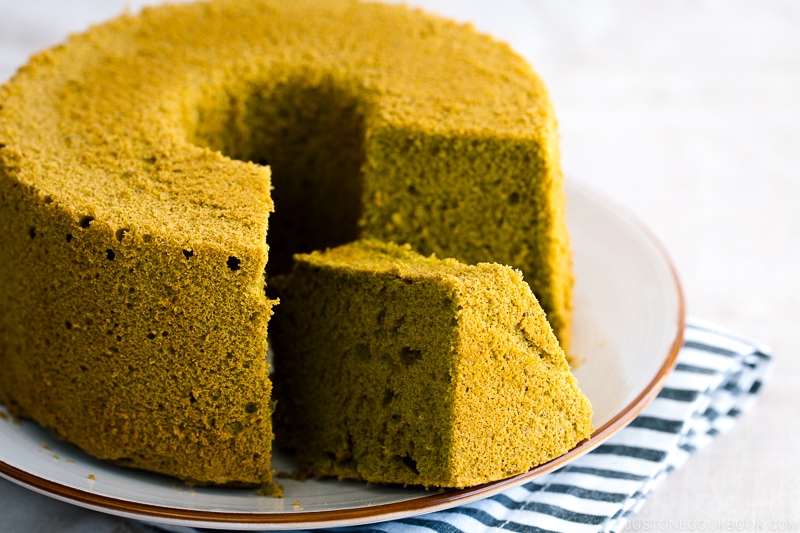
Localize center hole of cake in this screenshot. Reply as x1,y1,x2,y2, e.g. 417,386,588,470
189,76,366,277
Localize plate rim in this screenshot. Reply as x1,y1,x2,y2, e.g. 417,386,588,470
0,180,686,529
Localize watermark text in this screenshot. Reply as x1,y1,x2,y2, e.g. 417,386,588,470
625,518,799,531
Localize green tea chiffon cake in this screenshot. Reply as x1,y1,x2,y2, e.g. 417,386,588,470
271,241,592,488
0,0,581,485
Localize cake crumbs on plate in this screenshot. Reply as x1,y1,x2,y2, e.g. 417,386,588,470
257,482,284,498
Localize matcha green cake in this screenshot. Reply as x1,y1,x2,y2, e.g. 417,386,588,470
0,0,576,485
271,240,592,488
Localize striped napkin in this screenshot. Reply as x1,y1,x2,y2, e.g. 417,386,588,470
149,318,771,533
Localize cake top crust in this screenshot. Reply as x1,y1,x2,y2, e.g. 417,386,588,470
0,0,555,253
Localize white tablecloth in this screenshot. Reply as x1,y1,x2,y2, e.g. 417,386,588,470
1,1,799,530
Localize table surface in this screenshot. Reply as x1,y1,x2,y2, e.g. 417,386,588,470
1,1,799,531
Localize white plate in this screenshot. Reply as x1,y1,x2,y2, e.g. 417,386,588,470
0,180,684,530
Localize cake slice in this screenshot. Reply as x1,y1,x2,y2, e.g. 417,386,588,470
270,240,591,488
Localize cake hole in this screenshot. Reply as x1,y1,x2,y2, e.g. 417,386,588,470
65,233,73,243
115,228,128,242
400,455,419,475
520,334,545,359
65,321,73,330
28,227,36,239
146,332,157,340
43,195,53,204
189,392,198,403
381,388,397,407
182,249,194,259
79,364,87,372
244,402,258,414
187,77,365,277
508,192,520,205
227,256,241,270
227,421,243,435
399,347,422,365
78,216,94,228
407,184,419,195
106,249,115,260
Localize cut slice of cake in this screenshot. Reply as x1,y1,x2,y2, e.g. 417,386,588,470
270,240,592,488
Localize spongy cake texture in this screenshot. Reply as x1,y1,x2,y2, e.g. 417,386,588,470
0,0,574,485
272,241,591,488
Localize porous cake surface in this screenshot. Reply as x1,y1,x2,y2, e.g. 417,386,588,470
0,0,573,484
271,241,592,488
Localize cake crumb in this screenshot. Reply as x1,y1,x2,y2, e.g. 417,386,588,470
257,482,284,498
88,474,96,480
292,500,303,510
42,441,51,450
271,240,592,488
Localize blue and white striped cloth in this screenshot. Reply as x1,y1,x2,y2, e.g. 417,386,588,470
152,319,771,533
